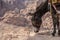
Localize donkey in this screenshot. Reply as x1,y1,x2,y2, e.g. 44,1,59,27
29,0,48,33
29,0,60,36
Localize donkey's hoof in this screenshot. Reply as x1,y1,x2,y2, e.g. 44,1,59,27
58,30,60,36
58,32,60,36
34,30,39,33
52,33,55,36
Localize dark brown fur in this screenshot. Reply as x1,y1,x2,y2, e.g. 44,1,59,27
29,0,60,36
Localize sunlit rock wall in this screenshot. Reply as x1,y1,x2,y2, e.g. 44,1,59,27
0,0,53,29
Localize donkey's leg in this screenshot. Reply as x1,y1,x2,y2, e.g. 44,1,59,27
56,16,60,36
52,21,56,36
52,17,57,36
57,20,60,36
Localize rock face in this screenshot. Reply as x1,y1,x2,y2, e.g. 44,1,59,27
0,0,53,29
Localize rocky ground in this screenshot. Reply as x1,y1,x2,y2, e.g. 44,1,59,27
0,21,60,40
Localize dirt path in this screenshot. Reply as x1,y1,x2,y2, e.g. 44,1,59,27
28,34,60,40
0,22,60,40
